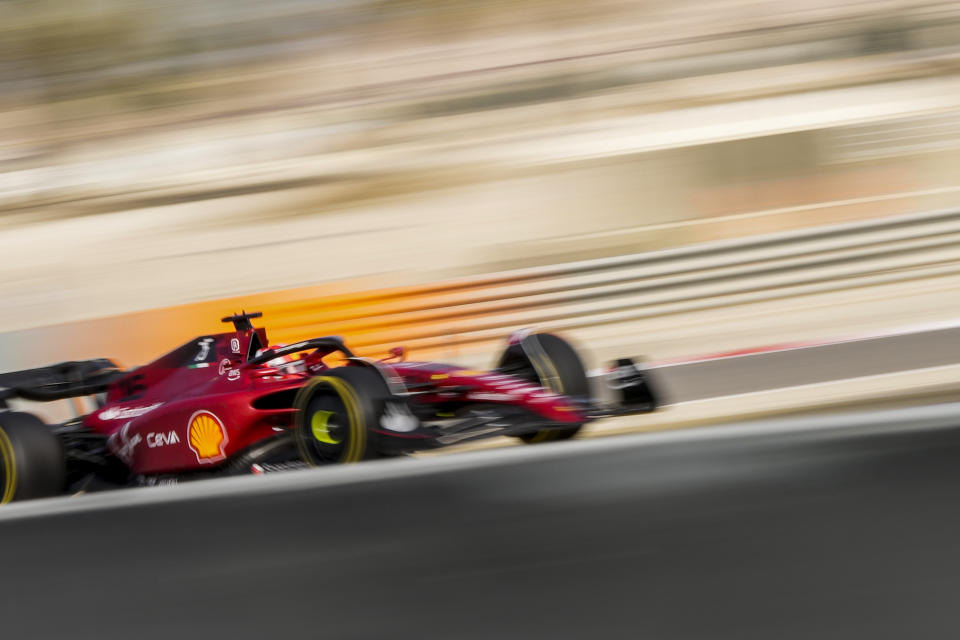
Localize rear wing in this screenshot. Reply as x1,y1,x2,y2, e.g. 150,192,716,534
0,359,123,406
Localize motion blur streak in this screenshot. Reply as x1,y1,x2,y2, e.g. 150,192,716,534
4,3,960,636
4,1,960,353
3,403,960,639
4,207,960,382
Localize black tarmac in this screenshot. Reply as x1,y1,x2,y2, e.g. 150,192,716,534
3,402,960,639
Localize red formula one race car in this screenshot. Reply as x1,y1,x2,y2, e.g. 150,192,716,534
0,312,658,503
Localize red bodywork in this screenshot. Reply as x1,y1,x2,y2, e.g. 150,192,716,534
84,326,584,475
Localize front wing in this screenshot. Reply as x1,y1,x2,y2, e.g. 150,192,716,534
373,358,660,451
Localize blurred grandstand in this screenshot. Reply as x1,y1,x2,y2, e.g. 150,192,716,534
2,0,960,370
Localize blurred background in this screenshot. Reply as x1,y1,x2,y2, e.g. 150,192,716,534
2,0,960,387
7,6,960,633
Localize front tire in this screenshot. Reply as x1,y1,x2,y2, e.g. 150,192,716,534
294,366,390,465
497,333,590,443
0,412,66,503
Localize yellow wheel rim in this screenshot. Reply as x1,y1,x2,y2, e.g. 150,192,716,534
310,410,341,445
294,376,366,465
0,428,17,504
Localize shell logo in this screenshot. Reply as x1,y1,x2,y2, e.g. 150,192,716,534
188,411,228,463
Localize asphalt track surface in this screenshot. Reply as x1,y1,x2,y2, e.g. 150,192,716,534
4,402,960,639
656,323,960,401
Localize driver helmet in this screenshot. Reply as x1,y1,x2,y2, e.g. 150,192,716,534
255,344,307,375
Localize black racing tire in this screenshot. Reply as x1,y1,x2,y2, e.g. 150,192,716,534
293,366,390,465
0,412,67,504
498,333,589,444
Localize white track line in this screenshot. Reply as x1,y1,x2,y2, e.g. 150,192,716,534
671,362,960,408
646,318,960,369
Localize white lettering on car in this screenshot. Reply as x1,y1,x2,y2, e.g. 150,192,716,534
195,338,215,362
146,431,181,448
467,392,518,402
99,403,162,421
108,422,142,465
490,381,537,391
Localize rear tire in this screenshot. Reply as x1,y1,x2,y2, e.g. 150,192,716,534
294,367,390,465
0,412,66,503
498,333,590,443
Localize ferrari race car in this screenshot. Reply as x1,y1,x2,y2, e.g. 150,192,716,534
0,312,658,503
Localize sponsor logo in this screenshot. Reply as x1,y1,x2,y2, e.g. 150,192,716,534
227,369,241,381
187,411,228,463
379,403,419,433
529,392,561,404
489,380,537,391
218,358,232,375
230,338,241,353
194,338,215,362
482,375,533,386
467,392,517,402
146,431,181,448
108,422,142,465
99,403,162,421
